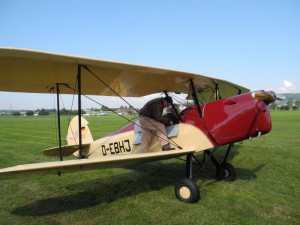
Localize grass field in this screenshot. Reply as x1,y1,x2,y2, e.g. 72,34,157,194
0,111,299,225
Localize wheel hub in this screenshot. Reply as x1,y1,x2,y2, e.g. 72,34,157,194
222,169,230,177
179,186,191,199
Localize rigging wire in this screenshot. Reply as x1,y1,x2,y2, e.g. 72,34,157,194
195,83,207,104
83,66,173,141
83,66,140,113
208,87,215,102
81,66,182,149
62,84,182,149
65,79,79,146
168,93,186,105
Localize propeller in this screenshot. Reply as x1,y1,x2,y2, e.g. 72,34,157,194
275,94,286,101
252,90,286,105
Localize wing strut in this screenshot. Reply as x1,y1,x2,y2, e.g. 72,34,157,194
56,83,63,161
189,79,203,118
215,83,220,100
77,65,83,158
82,66,183,150
164,91,183,122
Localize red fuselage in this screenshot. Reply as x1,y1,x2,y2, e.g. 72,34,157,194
112,92,272,148
181,92,272,146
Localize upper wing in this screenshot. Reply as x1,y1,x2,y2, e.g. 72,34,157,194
0,48,249,100
0,149,194,180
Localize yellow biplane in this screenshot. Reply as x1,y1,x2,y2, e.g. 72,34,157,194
0,48,276,203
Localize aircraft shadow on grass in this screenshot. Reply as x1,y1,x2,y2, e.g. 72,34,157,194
11,145,264,216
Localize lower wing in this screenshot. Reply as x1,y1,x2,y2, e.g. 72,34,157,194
0,149,195,180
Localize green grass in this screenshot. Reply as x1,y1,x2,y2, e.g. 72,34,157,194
0,111,299,225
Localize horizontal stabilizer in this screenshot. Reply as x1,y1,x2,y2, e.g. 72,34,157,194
0,149,195,180
43,144,90,157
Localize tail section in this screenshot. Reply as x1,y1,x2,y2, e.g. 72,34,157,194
44,116,93,157
67,116,93,145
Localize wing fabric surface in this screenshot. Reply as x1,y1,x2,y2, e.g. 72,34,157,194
0,48,249,101
0,150,195,180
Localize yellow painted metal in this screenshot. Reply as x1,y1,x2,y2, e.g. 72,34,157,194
43,144,90,157
0,48,249,101
0,150,195,180
43,120,214,158
0,48,232,179
66,116,93,145
85,123,214,158
1,121,213,179
179,187,191,199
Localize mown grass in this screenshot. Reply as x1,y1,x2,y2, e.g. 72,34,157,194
0,111,299,225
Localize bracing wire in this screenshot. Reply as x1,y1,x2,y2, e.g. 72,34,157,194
83,66,168,138
168,93,188,106
83,66,140,113
65,79,78,146
62,84,182,149
81,66,182,149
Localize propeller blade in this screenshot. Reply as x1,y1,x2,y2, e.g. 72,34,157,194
252,91,276,104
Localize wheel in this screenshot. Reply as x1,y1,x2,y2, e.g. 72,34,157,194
175,178,200,203
216,162,236,181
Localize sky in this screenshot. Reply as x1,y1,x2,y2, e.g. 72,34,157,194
0,0,299,110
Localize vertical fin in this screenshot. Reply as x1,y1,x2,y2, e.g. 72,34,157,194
67,116,93,145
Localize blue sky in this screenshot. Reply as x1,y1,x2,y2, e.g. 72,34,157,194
0,0,299,110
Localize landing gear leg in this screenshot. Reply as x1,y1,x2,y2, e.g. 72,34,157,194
216,162,236,181
175,178,200,203
215,144,236,181
204,144,236,181
175,154,200,203
175,144,237,203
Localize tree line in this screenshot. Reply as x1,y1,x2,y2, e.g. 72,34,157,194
12,108,86,116
269,98,300,110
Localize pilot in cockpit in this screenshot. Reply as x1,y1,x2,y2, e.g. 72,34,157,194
139,96,175,153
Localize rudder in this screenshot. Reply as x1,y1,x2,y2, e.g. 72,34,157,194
67,116,94,145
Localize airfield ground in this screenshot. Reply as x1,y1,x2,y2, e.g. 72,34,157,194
0,111,299,225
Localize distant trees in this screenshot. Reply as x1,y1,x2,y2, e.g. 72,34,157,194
269,102,278,110
38,108,50,115
295,99,300,109
26,111,34,116
280,105,290,110
90,107,101,112
59,108,86,115
269,98,300,111
101,106,110,111
120,105,128,109
286,99,293,109
12,111,21,116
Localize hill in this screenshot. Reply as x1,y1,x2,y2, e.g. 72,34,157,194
282,93,300,100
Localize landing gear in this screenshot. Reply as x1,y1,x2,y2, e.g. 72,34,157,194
175,178,200,203
216,162,236,181
175,143,236,203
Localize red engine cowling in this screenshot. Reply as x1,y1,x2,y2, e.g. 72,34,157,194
181,92,272,146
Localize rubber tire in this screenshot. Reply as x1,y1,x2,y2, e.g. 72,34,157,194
216,162,236,181
175,178,200,203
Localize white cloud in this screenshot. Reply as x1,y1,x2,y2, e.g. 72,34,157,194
277,80,296,93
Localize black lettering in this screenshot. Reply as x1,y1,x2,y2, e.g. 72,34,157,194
119,141,125,153
102,145,107,156
114,142,120,153
125,139,131,152
109,143,115,154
